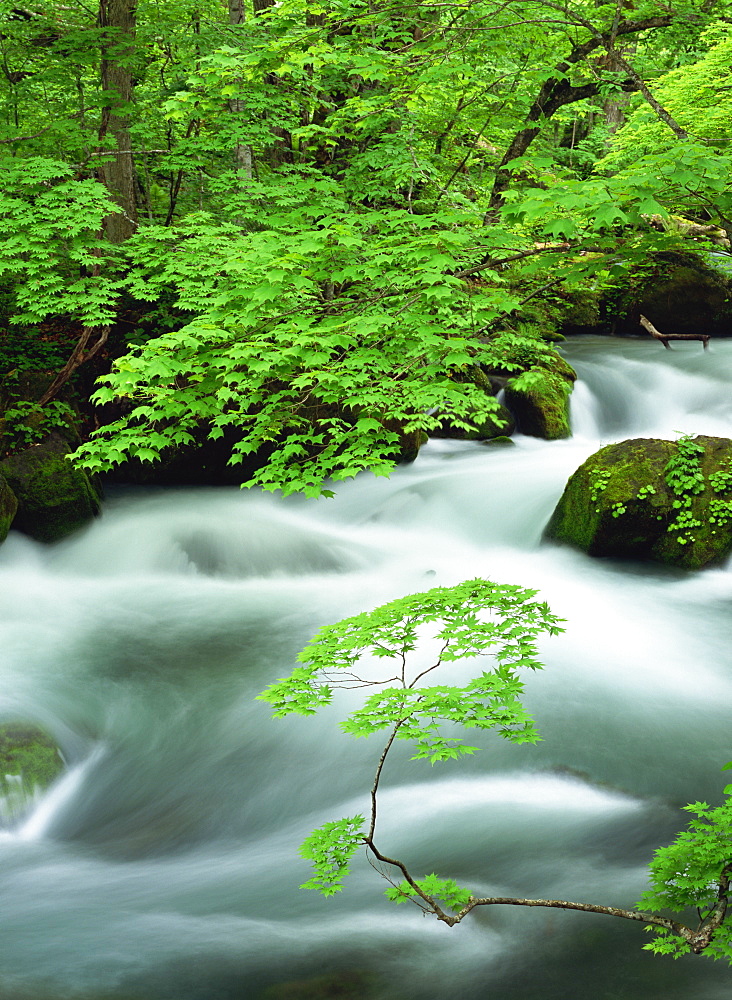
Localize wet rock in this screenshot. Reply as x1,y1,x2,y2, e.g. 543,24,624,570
481,434,515,447
397,428,429,464
0,722,65,823
430,365,516,442
0,371,82,457
0,472,17,541
0,370,56,410
0,431,102,543
608,252,732,337
504,367,574,440
544,435,732,569
559,290,605,335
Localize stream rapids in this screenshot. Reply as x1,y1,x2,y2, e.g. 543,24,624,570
0,335,731,999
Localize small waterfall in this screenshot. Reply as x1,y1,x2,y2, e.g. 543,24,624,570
17,747,105,841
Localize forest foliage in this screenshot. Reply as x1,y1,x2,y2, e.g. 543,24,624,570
3,0,732,489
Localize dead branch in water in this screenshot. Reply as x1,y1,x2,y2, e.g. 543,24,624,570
639,314,710,349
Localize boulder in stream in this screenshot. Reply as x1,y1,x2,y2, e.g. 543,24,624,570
0,722,65,824
504,362,575,440
544,435,732,569
608,251,732,337
0,431,102,543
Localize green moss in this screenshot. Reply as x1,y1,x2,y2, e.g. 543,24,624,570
545,436,732,569
434,365,516,441
605,251,732,336
504,367,573,440
432,403,515,441
0,722,65,821
0,432,102,542
397,429,429,464
482,435,516,447
560,292,603,331
0,723,64,789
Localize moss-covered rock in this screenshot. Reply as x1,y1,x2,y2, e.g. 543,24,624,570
0,722,65,823
396,428,429,464
607,252,732,337
0,431,102,543
544,436,732,569
559,289,605,335
504,368,574,439
0,472,17,542
0,371,56,410
482,434,515,447
426,364,516,442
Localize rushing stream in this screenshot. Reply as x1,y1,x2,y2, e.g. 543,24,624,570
1,335,732,999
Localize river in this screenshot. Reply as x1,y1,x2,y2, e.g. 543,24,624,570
0,335,731,999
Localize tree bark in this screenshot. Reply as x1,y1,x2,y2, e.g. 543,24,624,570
98,0,137,243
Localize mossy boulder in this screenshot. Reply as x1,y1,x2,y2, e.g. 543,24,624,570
504,366,575,440
0,371,56,410
0,722,65,823
0,431,102,543
430,365,516,441
0,472,17,542
544,436,732,569
559,289,605,335
608,252,732,337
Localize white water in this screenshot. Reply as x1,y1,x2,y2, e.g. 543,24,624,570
0,335,731,999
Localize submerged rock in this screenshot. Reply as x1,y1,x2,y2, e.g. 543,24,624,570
0,722,65,823
544,435,732,569
261,971,377,1000
0,431,102,543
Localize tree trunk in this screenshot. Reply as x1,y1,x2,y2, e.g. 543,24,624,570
98,0,137,243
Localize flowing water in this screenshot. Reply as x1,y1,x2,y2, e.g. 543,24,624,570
1,335,732,1000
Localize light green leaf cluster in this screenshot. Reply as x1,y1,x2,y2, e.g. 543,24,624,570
385,874,472,912
639,769,732,960
259,578,564,754
298,815,366,895
262,578,562,898
603,29,732,169
70,179,528,495
501,168,678,243
0,157,120,326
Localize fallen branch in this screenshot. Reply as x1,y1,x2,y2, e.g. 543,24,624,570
639,314,709,350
